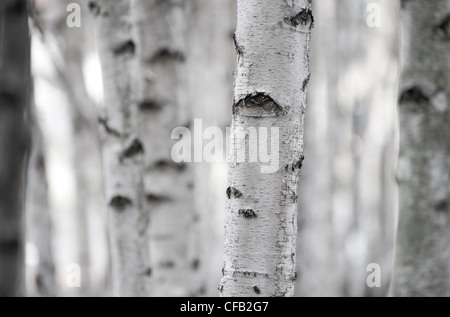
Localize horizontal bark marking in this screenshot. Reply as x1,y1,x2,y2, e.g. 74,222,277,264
145,193,172,204
148,160,186,172
139,99,163,112
434,14,450,40
284,8,314,29
238,209,257,219
399,86,431,112
120,139,144,160
0,239,20,253
434,200,448,213
109,195,132,211
113,40,136,57
148,48,185,64
234,93,283,117
160,261,175,268
226,186,243,199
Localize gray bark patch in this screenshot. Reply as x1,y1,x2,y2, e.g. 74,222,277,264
234,93,283,117
434,200,448,213
226,186,243,199
113,40,136,56
160,261,175,268
150,160,186,172
109,196,132,211
238,209,257,219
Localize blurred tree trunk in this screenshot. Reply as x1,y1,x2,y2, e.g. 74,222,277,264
26,108,56,296
391,0,450,297
132,0,199,297
296,0,399,297
91,0,150,296
186,0,236,296
220,0,312,297
0,0,31,297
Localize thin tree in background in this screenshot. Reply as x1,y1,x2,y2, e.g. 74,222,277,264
132,0,200,296
0,0,31,297
220,0,313,297
391,0,450,296
90,0,150,296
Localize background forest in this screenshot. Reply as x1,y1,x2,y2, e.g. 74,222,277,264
0,0,448,297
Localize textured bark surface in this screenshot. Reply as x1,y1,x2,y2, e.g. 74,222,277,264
220,0,312,297
0,0,31,297
91,0,150,296
132,0,199,297
391,0,450,297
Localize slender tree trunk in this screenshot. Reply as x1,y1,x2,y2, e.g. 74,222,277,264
132,0,199,297
90,0,150,296
220,0,312,297
0,0,31,297
26,109,56,296
391,0,450,297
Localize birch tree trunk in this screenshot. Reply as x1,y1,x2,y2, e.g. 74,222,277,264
90,0,150,296
0,0,31,297
26,109,56,296
220,0,312,297
391,0,450,297
132,0,199,297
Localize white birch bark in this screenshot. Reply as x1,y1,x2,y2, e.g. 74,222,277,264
90,0,150,296
26,111,56,296
391,0,450,297
131,0,199,297
220,0,312,297
0,0,31,297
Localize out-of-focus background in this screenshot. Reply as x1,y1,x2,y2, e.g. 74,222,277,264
4,0,401,296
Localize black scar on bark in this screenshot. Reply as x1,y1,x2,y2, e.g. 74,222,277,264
120,139,144,160
192,259,200,271
139,99,163,112
149,48,185,64
285,155,305,172
234,93,283,117
302,73,311,91
0,239,20,253
285,8,314,29
434,14,450,40
434,200,448,213
149,160,187,172
253,285,261,294
238,209,257,219
113,40,136,56
145,267,152,276
399,86,431,113
226,186,243,199
110,196,132,211
88,1,101,16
